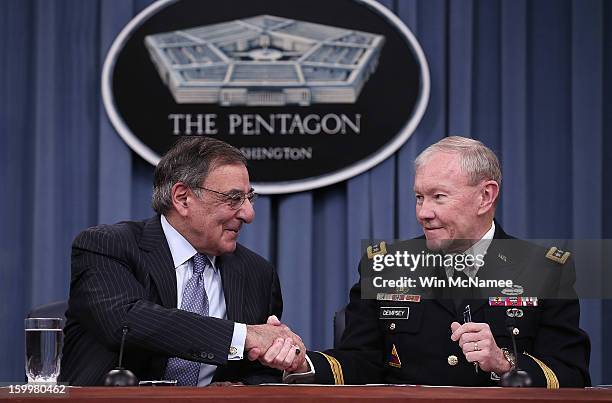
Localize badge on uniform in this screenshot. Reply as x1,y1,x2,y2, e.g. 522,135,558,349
506,308,524,318
545,246,571,264
388,344,402,368
489,297,505,306
379,307,410,320
404,294,421,303
367,241,387,259
376,293,421,303
506,297,522,306
489,296,538,307
501,284,523,296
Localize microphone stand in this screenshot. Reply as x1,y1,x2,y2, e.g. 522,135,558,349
500,320,532,387
103,326,138,386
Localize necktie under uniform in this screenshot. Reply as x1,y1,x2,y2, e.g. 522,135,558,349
164,253,210,386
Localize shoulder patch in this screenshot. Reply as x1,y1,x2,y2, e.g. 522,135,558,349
545,246,570,264
367,241,387,259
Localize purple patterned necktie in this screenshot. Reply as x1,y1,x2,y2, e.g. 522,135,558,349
164,253,210,386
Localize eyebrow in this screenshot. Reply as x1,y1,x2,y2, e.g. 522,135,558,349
413,186,451,194
225,187,254,195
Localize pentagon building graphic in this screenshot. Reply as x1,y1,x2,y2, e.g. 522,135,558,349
144,15,385,106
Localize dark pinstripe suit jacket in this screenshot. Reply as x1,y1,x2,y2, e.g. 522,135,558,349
59,215,283,385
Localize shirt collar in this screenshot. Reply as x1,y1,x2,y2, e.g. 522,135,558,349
465,221,496,268
444,221,495,278
160,215,217,271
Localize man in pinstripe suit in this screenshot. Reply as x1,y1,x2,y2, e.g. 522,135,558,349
60,137,305,386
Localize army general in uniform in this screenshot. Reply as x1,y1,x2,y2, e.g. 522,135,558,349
279,136,590,387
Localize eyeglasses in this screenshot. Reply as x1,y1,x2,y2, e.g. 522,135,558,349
196,186,258,210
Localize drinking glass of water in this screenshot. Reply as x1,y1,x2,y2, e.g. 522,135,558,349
24,318,63,384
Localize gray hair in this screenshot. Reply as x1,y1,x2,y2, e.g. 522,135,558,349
151,137,247,214
414,136,502,186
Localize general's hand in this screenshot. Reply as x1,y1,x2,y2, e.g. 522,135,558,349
285,356,310,374
450,322,512,375
246,315,306,371
257,336,303,371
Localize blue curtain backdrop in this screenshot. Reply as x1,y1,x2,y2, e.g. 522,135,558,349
1,0,610,384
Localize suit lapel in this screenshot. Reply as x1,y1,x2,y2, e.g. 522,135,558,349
435,299,457,317
139,216,177,309
218,253,245,323
430,223,518,317
404,240,456,316
470,223,519,316
430,264,457,316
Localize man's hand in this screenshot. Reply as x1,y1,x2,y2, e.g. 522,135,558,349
286,356,310,374
245,315,306,371
450,322,512,375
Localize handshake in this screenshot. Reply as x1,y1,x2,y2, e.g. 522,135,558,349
245,316,308,373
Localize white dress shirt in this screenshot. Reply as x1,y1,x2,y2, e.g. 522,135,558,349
161,215,246,386
444,221,496,279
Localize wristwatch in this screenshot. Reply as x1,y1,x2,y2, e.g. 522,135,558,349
501,348,516,370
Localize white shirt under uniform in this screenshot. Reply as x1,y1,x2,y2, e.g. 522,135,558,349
444,221,495,279
161,215,247,386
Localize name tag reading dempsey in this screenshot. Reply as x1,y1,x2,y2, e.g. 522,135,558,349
379,307,410,320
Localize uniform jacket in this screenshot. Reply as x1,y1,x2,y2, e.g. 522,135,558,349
308,225,591,387
60,215,282,385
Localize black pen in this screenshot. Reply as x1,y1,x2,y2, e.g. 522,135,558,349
463,305,479,374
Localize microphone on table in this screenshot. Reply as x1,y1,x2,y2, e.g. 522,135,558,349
104,326,138,386
500,318,532,387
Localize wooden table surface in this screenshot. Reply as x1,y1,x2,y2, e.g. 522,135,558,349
2,385,612,403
